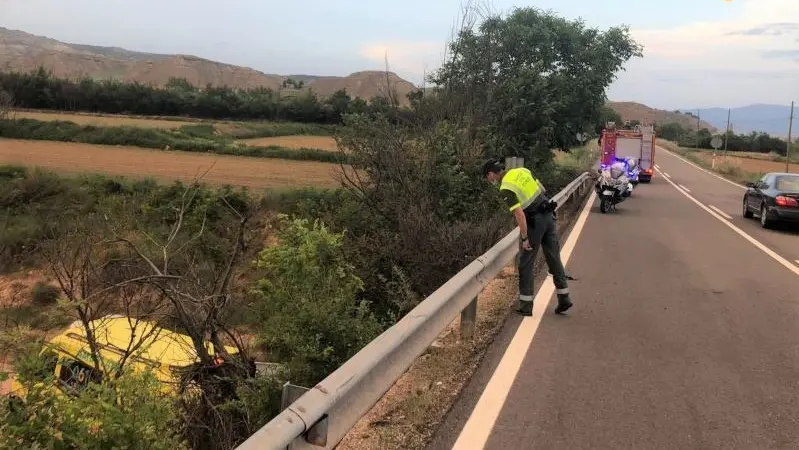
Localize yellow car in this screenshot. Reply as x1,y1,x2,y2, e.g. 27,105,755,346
9,315,240,398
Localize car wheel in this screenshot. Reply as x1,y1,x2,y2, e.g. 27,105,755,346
743,196,753,218
760,204,772,229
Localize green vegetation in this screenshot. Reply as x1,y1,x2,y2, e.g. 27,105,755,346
0,68,400,124
0,5,639,449
251,216,383,383
430,7,641,165
0,118,348,163
655,120,790,156
2,358,188,450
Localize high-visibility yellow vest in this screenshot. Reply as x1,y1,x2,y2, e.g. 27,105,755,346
500,167,545,212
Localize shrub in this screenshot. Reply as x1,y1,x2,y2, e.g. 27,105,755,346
30,281,60,305
251,215,383,385
1,354,188,450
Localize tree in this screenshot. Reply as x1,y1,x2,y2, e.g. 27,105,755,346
432,7,642,172
32,179,264,449
595,105,622,134
0,89,12,121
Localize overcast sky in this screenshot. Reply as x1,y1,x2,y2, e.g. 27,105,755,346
1,0,797,110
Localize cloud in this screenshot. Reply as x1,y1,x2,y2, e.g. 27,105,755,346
630,0,798,66
762,49,799,60
613,0,799,107
727,22,799,36
358,41,446,84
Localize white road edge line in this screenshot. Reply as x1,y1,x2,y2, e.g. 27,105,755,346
708,205,733,220
657,168,799,276
663,172,671,178
795,260,799,266
658,146,746,190
654,164,660,170
679,184,691,192
451,190,597,450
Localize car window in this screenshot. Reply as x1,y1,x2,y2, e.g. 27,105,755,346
775,175,799,191
58,358,103,392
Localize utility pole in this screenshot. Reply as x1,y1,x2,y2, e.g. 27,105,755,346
723,107,731,158
786,101,794,173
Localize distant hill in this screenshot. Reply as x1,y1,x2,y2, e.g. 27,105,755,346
677,104,793,137
0,27,418,105
607,101,718,132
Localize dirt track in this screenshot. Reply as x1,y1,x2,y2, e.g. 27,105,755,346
0,139,342,189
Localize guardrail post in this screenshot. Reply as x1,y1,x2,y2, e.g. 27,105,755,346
280,382,329,447
460,296,478,341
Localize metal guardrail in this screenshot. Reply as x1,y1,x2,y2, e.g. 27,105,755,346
236,171,595,450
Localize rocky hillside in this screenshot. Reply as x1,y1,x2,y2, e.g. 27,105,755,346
608,101,718,132
0,27,418,104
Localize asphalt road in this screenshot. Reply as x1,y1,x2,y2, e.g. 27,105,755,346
654,148,799,265
428,148,799,450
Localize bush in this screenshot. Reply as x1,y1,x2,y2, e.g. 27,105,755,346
251,215,383,385
30,281,60,305
1,357,188,450
0,165,256,274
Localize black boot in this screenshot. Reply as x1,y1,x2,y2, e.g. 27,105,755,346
516,300,533,316
555,294,573,315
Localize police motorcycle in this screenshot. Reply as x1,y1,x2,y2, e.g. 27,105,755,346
625,157,642,187
595,159,634,213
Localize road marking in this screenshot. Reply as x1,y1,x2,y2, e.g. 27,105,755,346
655,164,660,170
679,184,691,192
658,147,746,190
657,168,799,277
795,260,799,266
708,205,733,220
452,190,597,450
663,172,671,178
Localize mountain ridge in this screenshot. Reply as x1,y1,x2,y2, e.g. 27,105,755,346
677,104,793,137
0,27,418,105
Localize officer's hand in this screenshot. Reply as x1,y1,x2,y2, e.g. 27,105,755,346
522,240,533,251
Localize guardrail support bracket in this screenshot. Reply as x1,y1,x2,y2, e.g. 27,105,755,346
460,296,478,341
281,382,310,412
305,414,329,447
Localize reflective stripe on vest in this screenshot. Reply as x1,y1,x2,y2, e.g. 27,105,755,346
500,167,544,212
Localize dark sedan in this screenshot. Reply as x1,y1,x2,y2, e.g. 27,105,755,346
743,172,799,228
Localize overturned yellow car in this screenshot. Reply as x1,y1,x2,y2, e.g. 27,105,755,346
9,315,241,398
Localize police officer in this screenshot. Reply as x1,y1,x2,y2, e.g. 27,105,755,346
482,160,573,316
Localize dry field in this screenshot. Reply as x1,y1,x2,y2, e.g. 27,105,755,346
694,152,793,174
0,138,343,189
12,109,200,129
237,135,340,151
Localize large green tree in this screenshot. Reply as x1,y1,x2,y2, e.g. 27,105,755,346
433,7,642,171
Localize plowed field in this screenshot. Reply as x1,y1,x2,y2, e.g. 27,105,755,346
0,139,342,189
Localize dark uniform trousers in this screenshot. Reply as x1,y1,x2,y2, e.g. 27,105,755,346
518,207,569,303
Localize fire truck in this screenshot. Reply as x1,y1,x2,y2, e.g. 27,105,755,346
600,122,656,183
